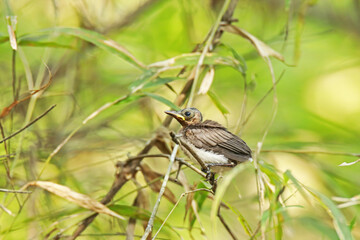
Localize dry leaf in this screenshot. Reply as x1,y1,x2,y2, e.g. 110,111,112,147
140,164,177,204
24,181,124,219
198,66,215,94
6,16,17,50
223,25,284,62
339,159,360,167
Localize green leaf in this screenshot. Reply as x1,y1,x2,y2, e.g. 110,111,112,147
309,190,353,240
109,205,155,221
109,205,180,238
36,27,146,69
210,164,248,234
0,35,9,44
149,52,241,70
261,162,282,187
17,34,74,48
298,216,339,240
143,92,180,111
143,77,180,89
189,182,210,229
19,40,73,48
227,204,253,236
128,69,156,91
260,209,271,232
114,95,143,106
207,90,229,115
284,170,312,204
349,216,357,231
220,43,247,74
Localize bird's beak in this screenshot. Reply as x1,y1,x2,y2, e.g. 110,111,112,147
165,110,185,121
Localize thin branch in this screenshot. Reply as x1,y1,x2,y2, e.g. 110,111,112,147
241,71,285,128
152,188,213,239
0,104,56,144
175,157,206,178
0,154,15,159
218,207,238,240
175,134,208,171
142,144,179,240
0,204,14,216
120,153,206,178
0,188,31,194
37,94,132,180
69,138,158,239
234,71,248,135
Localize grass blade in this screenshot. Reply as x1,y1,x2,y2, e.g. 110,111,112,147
36,27,146,69
143,92,181,111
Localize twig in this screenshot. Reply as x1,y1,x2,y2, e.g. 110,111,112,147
120,153,206,178
241,71,285,128
0,154,15,159
175,157,206,178
141,144,179,240
70,137,158,239
0,104,56,144
0,122,21,206
152,188,213,239
234,69,248,135
218,207,238,240
0,204,14,216
0,188,31,194
37,94,132,180
173,133,208,172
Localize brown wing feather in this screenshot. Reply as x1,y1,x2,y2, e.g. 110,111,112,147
183,120,252,163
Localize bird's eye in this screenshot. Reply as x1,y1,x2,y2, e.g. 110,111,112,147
184,111,191,117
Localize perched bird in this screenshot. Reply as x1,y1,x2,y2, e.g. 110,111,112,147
165,108,252,173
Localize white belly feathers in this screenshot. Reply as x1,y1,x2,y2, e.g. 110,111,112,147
180,139,229,165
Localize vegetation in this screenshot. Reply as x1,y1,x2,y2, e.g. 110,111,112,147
0,0,359,239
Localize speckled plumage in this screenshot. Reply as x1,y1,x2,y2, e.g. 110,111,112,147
181,120,252,163
165,108,252,171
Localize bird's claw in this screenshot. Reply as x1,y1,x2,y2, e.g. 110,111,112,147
201,167,216,185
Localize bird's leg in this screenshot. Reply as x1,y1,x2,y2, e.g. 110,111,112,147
209,172,217,193
201,166,211,177
207,172,215,185
201,166,217,191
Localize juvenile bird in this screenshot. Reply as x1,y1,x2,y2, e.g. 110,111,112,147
165,108,252,173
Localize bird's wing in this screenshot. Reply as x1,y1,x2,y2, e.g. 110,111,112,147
184,120,252,162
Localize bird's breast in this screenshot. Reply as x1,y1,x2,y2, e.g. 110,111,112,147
180,138,229,165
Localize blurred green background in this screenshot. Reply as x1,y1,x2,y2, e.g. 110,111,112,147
0,0,359,239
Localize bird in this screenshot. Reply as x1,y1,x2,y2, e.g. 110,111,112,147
165,108,252,173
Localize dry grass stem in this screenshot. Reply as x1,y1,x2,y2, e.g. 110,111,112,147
141,144,179,240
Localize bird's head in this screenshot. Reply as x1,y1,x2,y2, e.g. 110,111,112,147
165,108,203,127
